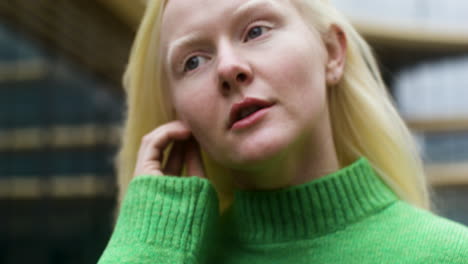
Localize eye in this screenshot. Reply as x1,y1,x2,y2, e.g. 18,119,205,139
245,26,269,42
183,55,208,72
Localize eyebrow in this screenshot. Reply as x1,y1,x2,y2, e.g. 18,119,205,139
166,0,281,66
166,31,204,66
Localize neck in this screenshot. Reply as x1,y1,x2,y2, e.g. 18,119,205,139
231,114,339,191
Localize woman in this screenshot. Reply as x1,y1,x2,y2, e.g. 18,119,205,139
99,0,468,263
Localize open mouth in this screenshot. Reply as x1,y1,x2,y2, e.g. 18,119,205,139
235,105,266,121
229,97,274,129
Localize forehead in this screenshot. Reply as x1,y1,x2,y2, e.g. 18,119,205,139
163,0,278,22
161,0,288,40
163,0,251,20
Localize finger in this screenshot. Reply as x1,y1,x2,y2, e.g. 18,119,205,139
143,121,191,161
133,121,191,177
185,137,206,178
164,140,186,176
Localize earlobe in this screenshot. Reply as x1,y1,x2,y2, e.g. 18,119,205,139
324,24,347,86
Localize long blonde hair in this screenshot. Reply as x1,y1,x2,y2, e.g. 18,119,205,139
116,0,431,212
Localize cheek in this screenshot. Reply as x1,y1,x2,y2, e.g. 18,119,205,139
267,41,328,128
262,29,327,96
175,89,208,122
276,47,327,101
172,84,221,142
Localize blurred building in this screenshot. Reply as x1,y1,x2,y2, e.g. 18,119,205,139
0,1,133,263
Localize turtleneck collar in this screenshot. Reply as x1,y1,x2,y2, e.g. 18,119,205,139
221,157,399,244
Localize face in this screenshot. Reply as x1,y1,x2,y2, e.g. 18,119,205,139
161,0,332,170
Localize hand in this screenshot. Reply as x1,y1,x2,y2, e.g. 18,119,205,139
133,121,205,179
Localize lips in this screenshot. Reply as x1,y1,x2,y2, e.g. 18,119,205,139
229,97,274,129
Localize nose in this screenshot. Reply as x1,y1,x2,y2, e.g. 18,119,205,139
217,43,253,95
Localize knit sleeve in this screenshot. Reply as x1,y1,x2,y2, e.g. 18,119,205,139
97,175,219,264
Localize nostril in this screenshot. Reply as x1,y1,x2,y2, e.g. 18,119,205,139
236,73,247,82
222,81,230,91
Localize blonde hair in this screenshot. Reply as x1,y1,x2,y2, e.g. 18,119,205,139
116,0,431,212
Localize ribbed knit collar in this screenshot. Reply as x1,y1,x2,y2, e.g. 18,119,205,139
222,157,399,243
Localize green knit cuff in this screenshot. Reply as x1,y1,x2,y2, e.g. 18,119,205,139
108,175,219,255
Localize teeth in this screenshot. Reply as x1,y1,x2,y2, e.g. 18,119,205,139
238,106,261,120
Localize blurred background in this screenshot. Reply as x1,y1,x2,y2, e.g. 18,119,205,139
0,0,467,263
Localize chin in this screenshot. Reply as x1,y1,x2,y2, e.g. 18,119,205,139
224,131,293,170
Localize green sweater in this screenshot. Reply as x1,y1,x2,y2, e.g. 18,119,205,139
98,157,468,263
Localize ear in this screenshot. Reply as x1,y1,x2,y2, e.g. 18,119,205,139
324,24,347,86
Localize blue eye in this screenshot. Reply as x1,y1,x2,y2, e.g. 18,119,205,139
184,56,199,71
245,26,268,41
184,56,208,72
